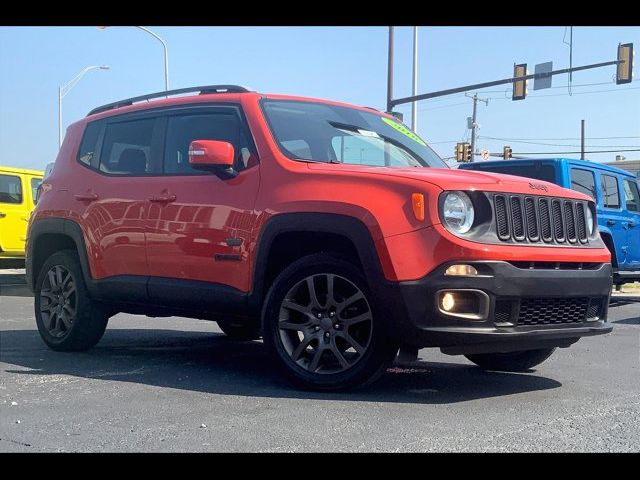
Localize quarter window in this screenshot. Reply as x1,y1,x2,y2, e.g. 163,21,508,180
623,179,640,212
78,121,104,167
570,168,596,199
601,174,620,209
99,118,156,175
0,174,22,204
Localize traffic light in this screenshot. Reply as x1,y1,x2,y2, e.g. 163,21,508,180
512,63,528,100
503,146,512,159
463,143,472,162
617,43,634,85
455,143,471,162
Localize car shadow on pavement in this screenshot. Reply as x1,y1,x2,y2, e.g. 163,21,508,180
0,327,562,404
0,274,31,298
609,296,640,307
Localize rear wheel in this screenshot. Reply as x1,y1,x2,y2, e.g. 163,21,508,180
465,348,556,372
262,254,398,391
34,250,109,351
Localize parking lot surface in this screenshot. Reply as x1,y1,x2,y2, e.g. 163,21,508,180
1,270,638,452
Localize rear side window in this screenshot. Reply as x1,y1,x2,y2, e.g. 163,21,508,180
78,121,104,167
0,174,23,204
623,179,640,212
163,112,256,174
100,118,156,175
601,174,620,209
570,168,596,199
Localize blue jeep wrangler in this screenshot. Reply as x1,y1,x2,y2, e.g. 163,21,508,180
460,158,640,286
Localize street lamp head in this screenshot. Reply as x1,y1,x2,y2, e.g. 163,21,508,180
99,66,110,70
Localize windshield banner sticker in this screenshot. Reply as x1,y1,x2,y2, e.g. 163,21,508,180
381,117,426,146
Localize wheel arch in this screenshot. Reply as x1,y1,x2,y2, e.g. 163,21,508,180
248,213,388,313
27,218,94,293
598,229,618,269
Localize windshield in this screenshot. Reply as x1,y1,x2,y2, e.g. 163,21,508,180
262,99,447,168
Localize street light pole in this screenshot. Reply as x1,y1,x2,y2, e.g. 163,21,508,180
136,26,169,91
98,26,169,92
411,26,418,132
58,65,110,148
386,26,394,113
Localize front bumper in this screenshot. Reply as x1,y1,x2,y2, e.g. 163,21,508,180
384,261,613,354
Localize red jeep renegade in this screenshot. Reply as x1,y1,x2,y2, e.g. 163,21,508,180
27,85,613,390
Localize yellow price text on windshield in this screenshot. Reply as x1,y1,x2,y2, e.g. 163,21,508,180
381,117,426,146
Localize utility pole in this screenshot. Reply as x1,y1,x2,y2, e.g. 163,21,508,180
386,26,394,113
467,93,489,161
411,26,418,132
581,119,586,160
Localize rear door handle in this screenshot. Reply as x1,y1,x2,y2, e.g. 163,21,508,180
0,212,6,218
606,219,616,226
148,194,177,203
629,222,637,228
74,192,99,202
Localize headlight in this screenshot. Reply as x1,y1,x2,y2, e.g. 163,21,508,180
442,191,475,234
585,205,595,235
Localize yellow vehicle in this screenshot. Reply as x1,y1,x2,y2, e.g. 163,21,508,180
0,166,44,260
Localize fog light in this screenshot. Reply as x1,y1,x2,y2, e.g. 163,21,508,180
437,289,490,320
445,264,478,276
441,292,455,311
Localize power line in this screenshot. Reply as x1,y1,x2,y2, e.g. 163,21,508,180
479,135,640,141
508,148,640,155
478,136,640,148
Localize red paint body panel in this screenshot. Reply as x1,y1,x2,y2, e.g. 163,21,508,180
143,168,260,290
379,224,611,282
31,91,611,294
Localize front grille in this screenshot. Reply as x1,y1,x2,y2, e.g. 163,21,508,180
494,300,513,324
493,194,590,246
518,297,589,325
586,301,603,319
508,261,602,270
492,297,606,326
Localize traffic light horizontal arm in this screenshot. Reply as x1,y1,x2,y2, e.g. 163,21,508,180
390,59,622,107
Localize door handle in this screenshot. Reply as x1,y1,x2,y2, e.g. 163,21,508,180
148,194,177,203
629,222,637,228
0,212,5,218
606,219,616,226
74,192,99,202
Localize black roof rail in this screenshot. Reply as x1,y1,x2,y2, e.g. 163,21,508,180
87,84,252,116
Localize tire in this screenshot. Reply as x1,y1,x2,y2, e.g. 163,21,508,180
34,250,109,352
465,348,556,372
262,253,398,391
217,318,261,341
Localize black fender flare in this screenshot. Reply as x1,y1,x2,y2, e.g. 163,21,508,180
247,213,397,318
27,218,93,294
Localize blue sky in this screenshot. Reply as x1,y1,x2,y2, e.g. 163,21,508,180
0,26,638,171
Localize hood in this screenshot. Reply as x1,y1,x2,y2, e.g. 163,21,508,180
307,164,591,201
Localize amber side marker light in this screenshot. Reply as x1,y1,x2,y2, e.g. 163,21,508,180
445,264,478,276
412,193,425,221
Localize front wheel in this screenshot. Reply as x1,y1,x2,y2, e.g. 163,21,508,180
465,348,556,372
262,254,398,391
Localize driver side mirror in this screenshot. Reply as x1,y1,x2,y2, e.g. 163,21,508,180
188,140,237,178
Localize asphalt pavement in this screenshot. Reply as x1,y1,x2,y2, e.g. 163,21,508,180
1,269,638,452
